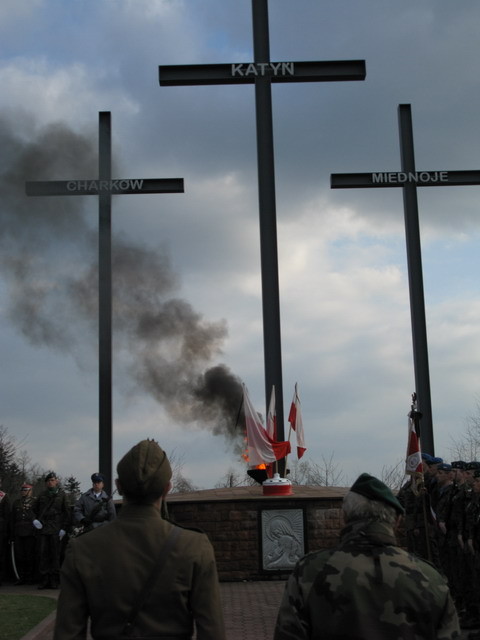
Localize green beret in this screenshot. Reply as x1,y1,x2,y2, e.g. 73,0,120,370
350,473,405,515
117,439,172,498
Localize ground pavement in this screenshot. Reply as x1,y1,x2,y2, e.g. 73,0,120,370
1,580,476,640
2,580,286,640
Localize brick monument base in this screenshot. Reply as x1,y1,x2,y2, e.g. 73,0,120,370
166,484,347,582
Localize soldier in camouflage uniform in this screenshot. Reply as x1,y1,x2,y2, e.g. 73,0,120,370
435,463,455,580
460,466,480,630
447,461,468,613
274,473,460,640
456,461,480,628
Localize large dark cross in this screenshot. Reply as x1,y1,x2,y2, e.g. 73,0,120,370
159,0,366,463
331,103,480,455
26,111,184,492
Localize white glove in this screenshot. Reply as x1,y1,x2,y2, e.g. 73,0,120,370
59,529,66,540
33,519,43,530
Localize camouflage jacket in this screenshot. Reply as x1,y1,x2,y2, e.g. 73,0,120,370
273,519,460,640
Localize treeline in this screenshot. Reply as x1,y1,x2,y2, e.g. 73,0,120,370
0,425,81,504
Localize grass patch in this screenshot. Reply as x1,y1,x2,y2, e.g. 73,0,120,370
0,594,57,640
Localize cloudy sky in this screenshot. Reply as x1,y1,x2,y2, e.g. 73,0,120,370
1,0,480,492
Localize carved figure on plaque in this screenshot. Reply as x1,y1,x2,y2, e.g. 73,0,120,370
262,510,304,571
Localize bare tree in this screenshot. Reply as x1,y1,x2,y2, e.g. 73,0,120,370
170,472,198,494
288,453,344,487
449,401,480,462
214,466,255,488
380,459,406,491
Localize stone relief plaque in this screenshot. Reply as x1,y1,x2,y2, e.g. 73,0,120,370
261,509,305,571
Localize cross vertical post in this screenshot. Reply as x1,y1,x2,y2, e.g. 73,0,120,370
252,0,284,456
159,0,366,469
26,112,184,491
398,105,433,455
98,112,113,488
331,103,480,455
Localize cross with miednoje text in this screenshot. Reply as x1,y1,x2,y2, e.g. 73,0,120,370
331,103,480,456
159,0,366,461
26,111,184,493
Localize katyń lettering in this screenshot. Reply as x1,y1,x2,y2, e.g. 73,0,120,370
231,62,295,77
372,171,449,184
66,179,144,192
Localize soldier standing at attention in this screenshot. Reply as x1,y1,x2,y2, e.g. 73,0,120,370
11,483,37,584
54,439,226,640
274,473,460,640
33,472,69,589
73,472,116,534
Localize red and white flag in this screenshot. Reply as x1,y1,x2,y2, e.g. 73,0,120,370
288,383,306,459
405,394,424,496
243,385,290,467
405,409,422,475
267,385,277,439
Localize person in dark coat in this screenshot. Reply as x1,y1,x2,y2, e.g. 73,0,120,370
73,472,116,534
54,439,226,640
33,472,69,589
11,483,37,584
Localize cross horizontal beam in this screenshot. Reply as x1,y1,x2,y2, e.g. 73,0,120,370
331,169,480,189
159,60,366,86
26,177,184,196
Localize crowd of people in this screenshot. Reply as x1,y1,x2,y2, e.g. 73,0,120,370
398,453,480,634
1,444,478,638
0,470,116,589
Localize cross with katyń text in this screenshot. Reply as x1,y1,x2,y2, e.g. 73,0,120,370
159,0,366,465
26,112,184,493
331,103,480,456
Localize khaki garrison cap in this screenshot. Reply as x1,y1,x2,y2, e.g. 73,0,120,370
117,439,172,497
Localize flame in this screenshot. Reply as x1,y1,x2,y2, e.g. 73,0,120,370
241,433,266,468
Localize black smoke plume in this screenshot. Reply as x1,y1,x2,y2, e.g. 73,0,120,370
0,114,244,441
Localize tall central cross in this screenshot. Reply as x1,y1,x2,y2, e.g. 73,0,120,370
159,0,366,460
26,112,184,492
331,103,480,455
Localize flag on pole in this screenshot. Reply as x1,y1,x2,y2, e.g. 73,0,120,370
267,385,276,440
265,386,277,478
288,383,306,459
243,385,291,468
405,395,423,494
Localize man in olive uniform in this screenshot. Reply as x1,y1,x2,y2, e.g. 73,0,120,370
73,472,116,534
11,483,37,584
54,439,225,640
33,472,69,589
274,473,460,640
0,478,11,586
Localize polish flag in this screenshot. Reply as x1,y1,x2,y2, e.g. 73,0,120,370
405,408,422,475
266,386,277,477
243,385,291,467
288,383,306,459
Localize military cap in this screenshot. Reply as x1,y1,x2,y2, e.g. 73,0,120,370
91,473,105,483
421,453,433,462
466,461,480,471
117,439,172,497
451,461,467,470
21,483,33,490
437,463,452,472
350,473,405,515
45,472,57,481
